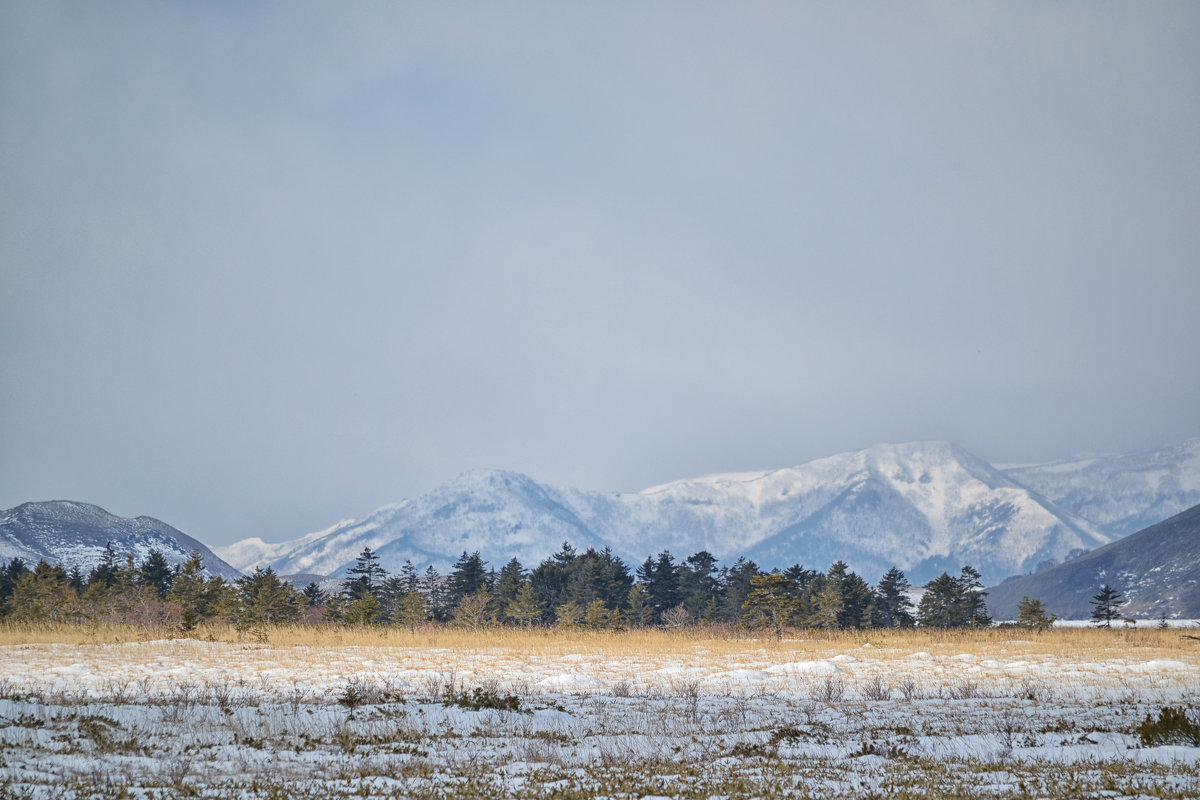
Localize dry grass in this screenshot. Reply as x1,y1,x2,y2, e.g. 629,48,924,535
1,620,1195,663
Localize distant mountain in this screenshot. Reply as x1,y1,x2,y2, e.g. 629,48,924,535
0,501,242,580
987,504,1200,619
1002,439,1200,538
221,441,1112,585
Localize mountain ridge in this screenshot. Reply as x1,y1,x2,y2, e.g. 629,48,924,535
220,440,1121,585
0,500,242,580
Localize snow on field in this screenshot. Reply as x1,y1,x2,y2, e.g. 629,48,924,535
1,638,1198,798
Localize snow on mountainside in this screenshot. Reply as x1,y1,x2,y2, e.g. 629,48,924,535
0,501,242,580
1002,438,1200,537
230,441,1113,585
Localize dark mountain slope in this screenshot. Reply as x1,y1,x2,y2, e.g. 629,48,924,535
987,504,1200,619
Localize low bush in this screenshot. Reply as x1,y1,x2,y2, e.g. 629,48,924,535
1136,706,1200,747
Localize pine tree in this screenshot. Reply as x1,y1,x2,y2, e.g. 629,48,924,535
167,550,219,630
87,543,120,591
626,583,653,627
234,567,301,626
343,591,382,625
138,550,174,599
301,582,327,608
554,599,584,628
399,560,420,594
583,598,612,629
505,581,541,627
1016,596,1056,630
423,565,451,622
448,551,489,608
953,566,990,627
491,558,526,623
345,547,387,599
873,567,915,628
7,561,77,623
393,591,429,630
719,558,761,624
679,551,721,618
917,572,959,628
0,558,31,615
741,573,796,638
917,566,990,628
1090,585,1124,628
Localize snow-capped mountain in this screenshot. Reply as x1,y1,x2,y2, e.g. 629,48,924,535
1002,438,1200,538
0,501,242,580
221,441,1113,585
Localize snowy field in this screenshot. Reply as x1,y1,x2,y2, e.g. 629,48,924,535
1,631,1198,799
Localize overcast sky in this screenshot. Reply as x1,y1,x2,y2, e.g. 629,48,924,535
2,2,1198,547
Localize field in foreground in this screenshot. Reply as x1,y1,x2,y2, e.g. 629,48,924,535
1,626,1198,799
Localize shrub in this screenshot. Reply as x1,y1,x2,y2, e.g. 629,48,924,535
1136,706,1200,747
446,685,523,713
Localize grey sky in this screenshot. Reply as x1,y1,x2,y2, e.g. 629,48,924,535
2,2,1198,548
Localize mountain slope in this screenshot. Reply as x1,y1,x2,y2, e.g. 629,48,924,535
224,441,1112,585
0,501,242,580
1002,439,1200,538
986,504,1200,619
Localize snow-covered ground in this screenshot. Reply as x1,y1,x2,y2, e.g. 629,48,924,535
1,637,1198,798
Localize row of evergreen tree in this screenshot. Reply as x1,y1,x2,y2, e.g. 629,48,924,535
0,541,1011,633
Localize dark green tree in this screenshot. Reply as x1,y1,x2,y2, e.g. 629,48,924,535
138,550,174,599
917,566,990,628
301,582,328,608
0,557,31,614
873,567,915,628
741,573,797,638
719,558,761,624
679,551,722,620
234,567,301,626
345,547,387,600
1016,596,1056,630
448,551,489,608
1090,585,1124,628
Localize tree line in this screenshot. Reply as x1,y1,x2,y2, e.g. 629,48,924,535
0,540,1034,634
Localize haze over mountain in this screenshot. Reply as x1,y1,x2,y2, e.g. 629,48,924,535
221,441,1126,586
1001,438,1200,538
0,501,242,581
987,503,1200,620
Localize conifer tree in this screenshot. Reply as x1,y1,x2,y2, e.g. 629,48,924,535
1016,596,1056,630
234,567,301,626
873,567,916,628
345,547,387,600
343,591,382,625
448,551,489,608
505,581,541,627
138,550,174,599
1090,585,1124,627
393,590,429,631
741,573,796,638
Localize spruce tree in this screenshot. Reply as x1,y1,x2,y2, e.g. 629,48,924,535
346,547,387,598
448,551,489,607
873,567,915,628
138,550,174,598
1090,585,1124,627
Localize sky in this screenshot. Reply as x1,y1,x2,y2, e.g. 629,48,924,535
2,2,1198,548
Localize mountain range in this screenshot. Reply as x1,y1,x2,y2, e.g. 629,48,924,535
217,438,1200,586
0,501,242,580
6,439,1196,592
